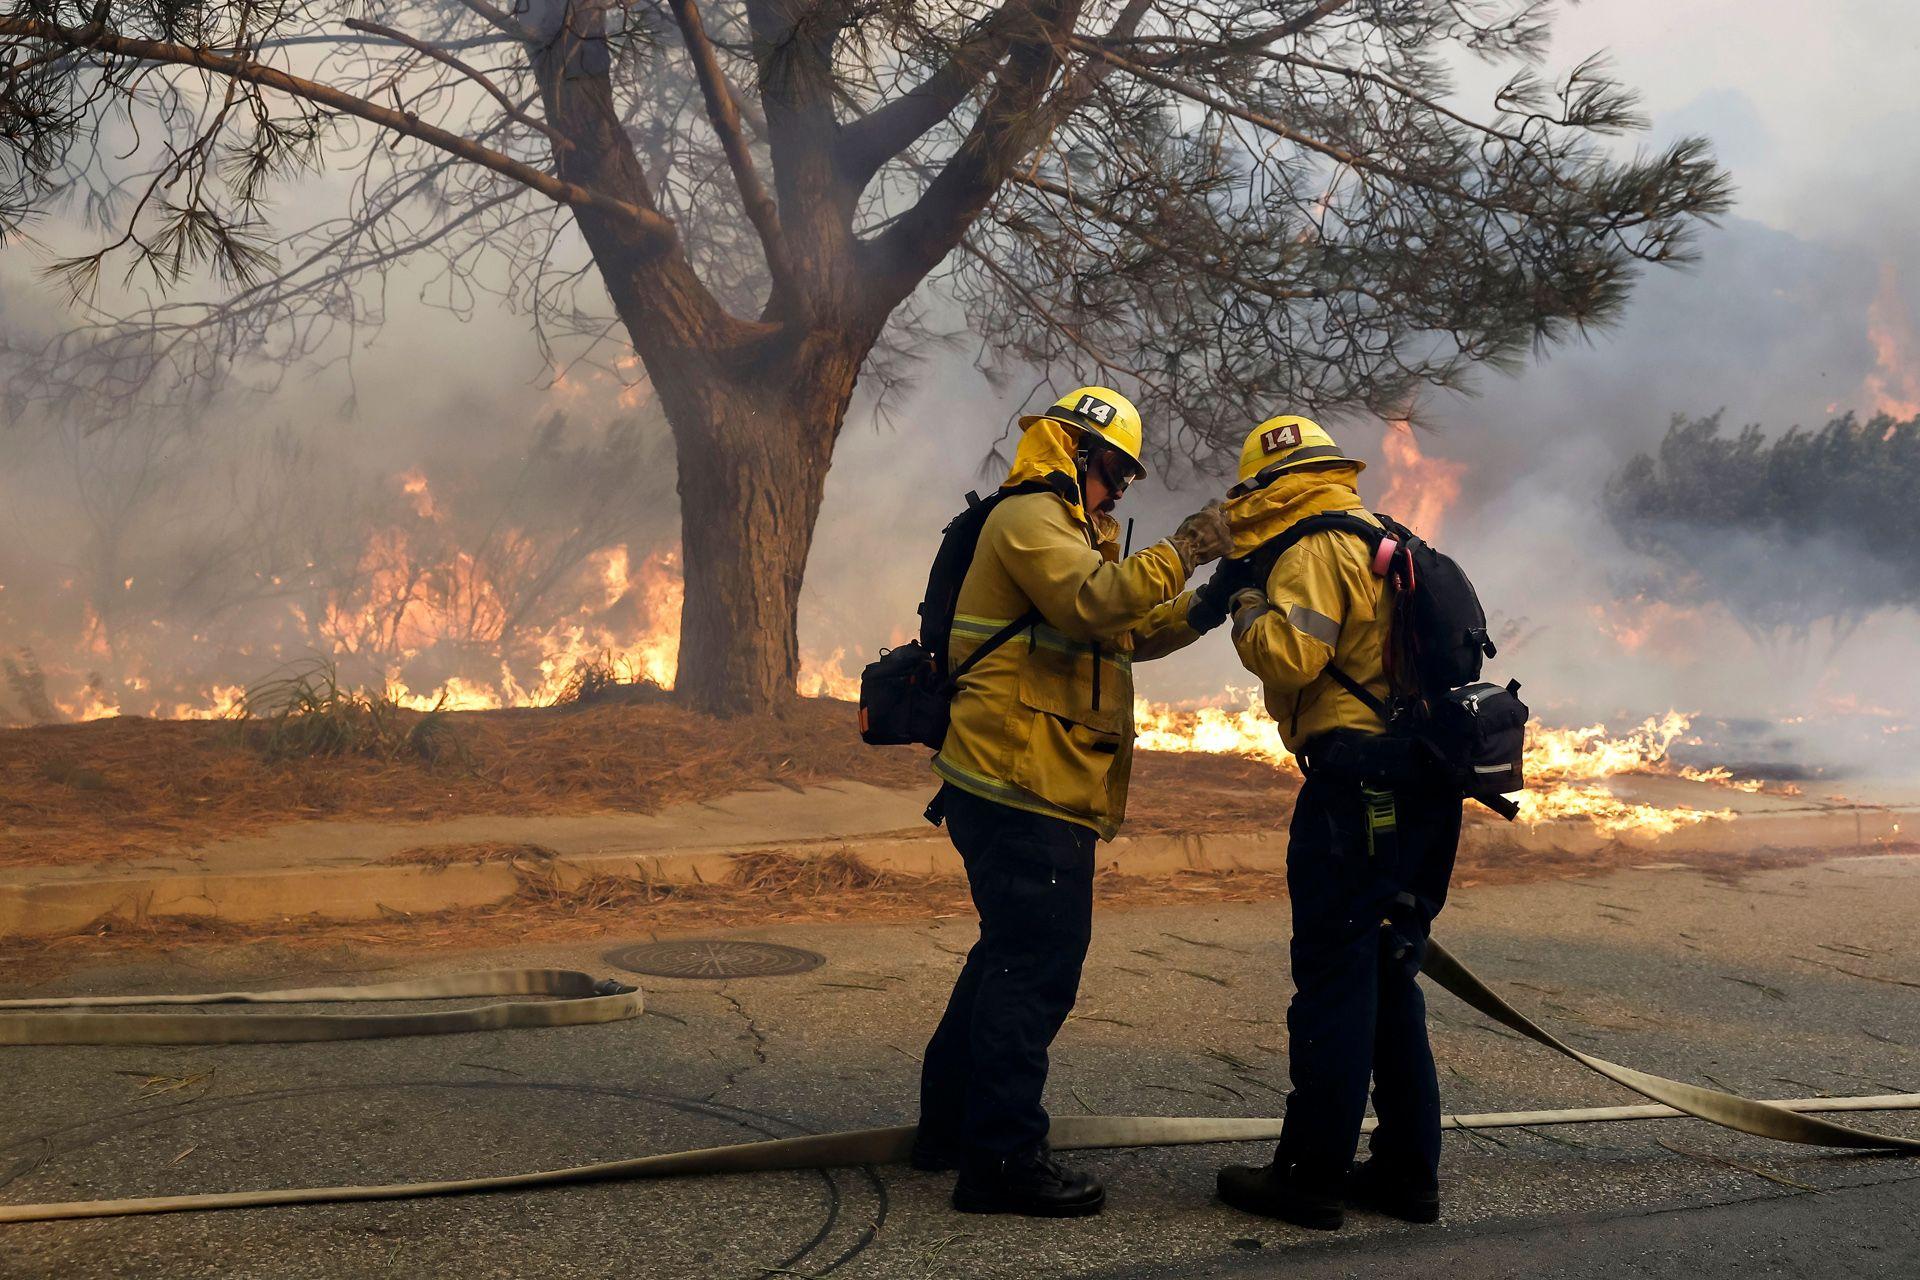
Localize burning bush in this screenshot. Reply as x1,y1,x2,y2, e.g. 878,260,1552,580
550,655,673,709
235,659,464,764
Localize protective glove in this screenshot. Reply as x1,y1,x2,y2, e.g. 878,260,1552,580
1229,587,1272,640
1167,500,1233,576
1187,557,1255,635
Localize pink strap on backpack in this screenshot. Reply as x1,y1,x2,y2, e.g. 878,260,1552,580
1370,537,1398,576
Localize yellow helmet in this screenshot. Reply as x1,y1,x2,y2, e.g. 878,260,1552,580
1234,414,1363,489
1018,386,1147,478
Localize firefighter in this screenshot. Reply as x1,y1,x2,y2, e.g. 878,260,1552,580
1196,415,1462,1230
915,386,1233,1217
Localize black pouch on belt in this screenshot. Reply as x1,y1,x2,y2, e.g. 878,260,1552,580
1422,680,1528,809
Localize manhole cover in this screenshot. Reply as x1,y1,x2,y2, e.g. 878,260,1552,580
607,940,825,979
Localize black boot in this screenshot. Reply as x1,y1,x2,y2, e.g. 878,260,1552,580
953,1146,1105,1217
1215,1162,1344,1230
1346,1159,1440,1224
909,1127,961,1173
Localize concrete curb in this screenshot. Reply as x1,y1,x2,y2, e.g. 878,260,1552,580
1,801,1912,939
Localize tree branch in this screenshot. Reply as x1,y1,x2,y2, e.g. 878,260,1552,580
1067,35,1514,219
451,0,537,41
522,0,773,362
835,2,1030,190
0,14,676,245
340,18,572,153
666,0,802,312
959,236,1162,392
1097,39,1533,147
1005,170,1367,306
858,1,1080,308
1241,0,1353,46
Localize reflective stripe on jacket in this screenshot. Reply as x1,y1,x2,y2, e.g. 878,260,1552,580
933,418,1196,838
1224,465,1393,755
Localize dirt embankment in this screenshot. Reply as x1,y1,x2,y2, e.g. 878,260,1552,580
1,698,1302,868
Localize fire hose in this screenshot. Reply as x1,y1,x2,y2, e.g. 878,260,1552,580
1,939,1915,1224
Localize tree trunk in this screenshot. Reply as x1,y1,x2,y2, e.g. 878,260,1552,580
658,337,863,717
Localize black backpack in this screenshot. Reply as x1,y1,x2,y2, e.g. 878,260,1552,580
858,481,1055,750
1248,511,1528,819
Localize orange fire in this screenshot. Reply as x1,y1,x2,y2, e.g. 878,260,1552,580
373,544,854,710
1863,262,1920,422
1133,695,1752,837
25,464,851,719
1585,596,1723,658
796,648,862,701
1516,712,1750,834
1376,420,1465,539
1135,688,1294,769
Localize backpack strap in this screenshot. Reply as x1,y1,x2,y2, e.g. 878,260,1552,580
1321,663,1391,723
1245,511,1383,588
935,475,1105,695
1246,511,1393,728
943,608,1041,692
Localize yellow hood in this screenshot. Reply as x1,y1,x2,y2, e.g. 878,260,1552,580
1003,415,1112,540
1221,464,1367,556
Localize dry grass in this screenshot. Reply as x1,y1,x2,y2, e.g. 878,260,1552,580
548,658,673,709
1125,752,1299,832
376,842,560,869
503,847,960,919
236,659,466,764
729,847,903,894
0,694,1308,870
0,696,931,867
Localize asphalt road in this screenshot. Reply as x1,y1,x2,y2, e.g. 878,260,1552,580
2,854,1917,1279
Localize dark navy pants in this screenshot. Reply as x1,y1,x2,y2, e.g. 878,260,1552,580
917,784,1097,1157
1274,772,1462,1188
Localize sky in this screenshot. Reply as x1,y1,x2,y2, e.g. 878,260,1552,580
4,1,1920,761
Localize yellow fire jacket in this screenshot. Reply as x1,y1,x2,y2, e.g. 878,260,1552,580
933,419,1197,838
1225,465,1394,755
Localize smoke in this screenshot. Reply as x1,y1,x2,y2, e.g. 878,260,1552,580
7,209,1920,762
1391,216,1920,786
5,35,1920,792
0,259,682,721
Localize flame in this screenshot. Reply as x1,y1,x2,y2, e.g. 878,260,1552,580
1524,711,1693,781
1587,597,1720,657
1134,687,1294,768
1134,697,1752,837
400,471,440,522
368,544,687,709
23,481,854,719
1376,420,1465,539
796,648,861,701
1514,711,1739,833
1863,262,1920,421
169,685,247,720
1511,785,1730,836
61,687,123,723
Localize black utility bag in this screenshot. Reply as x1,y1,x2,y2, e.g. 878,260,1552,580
858,482,1050,750
1248,512,1528,819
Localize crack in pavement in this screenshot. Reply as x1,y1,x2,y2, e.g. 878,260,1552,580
707,987,772,1101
